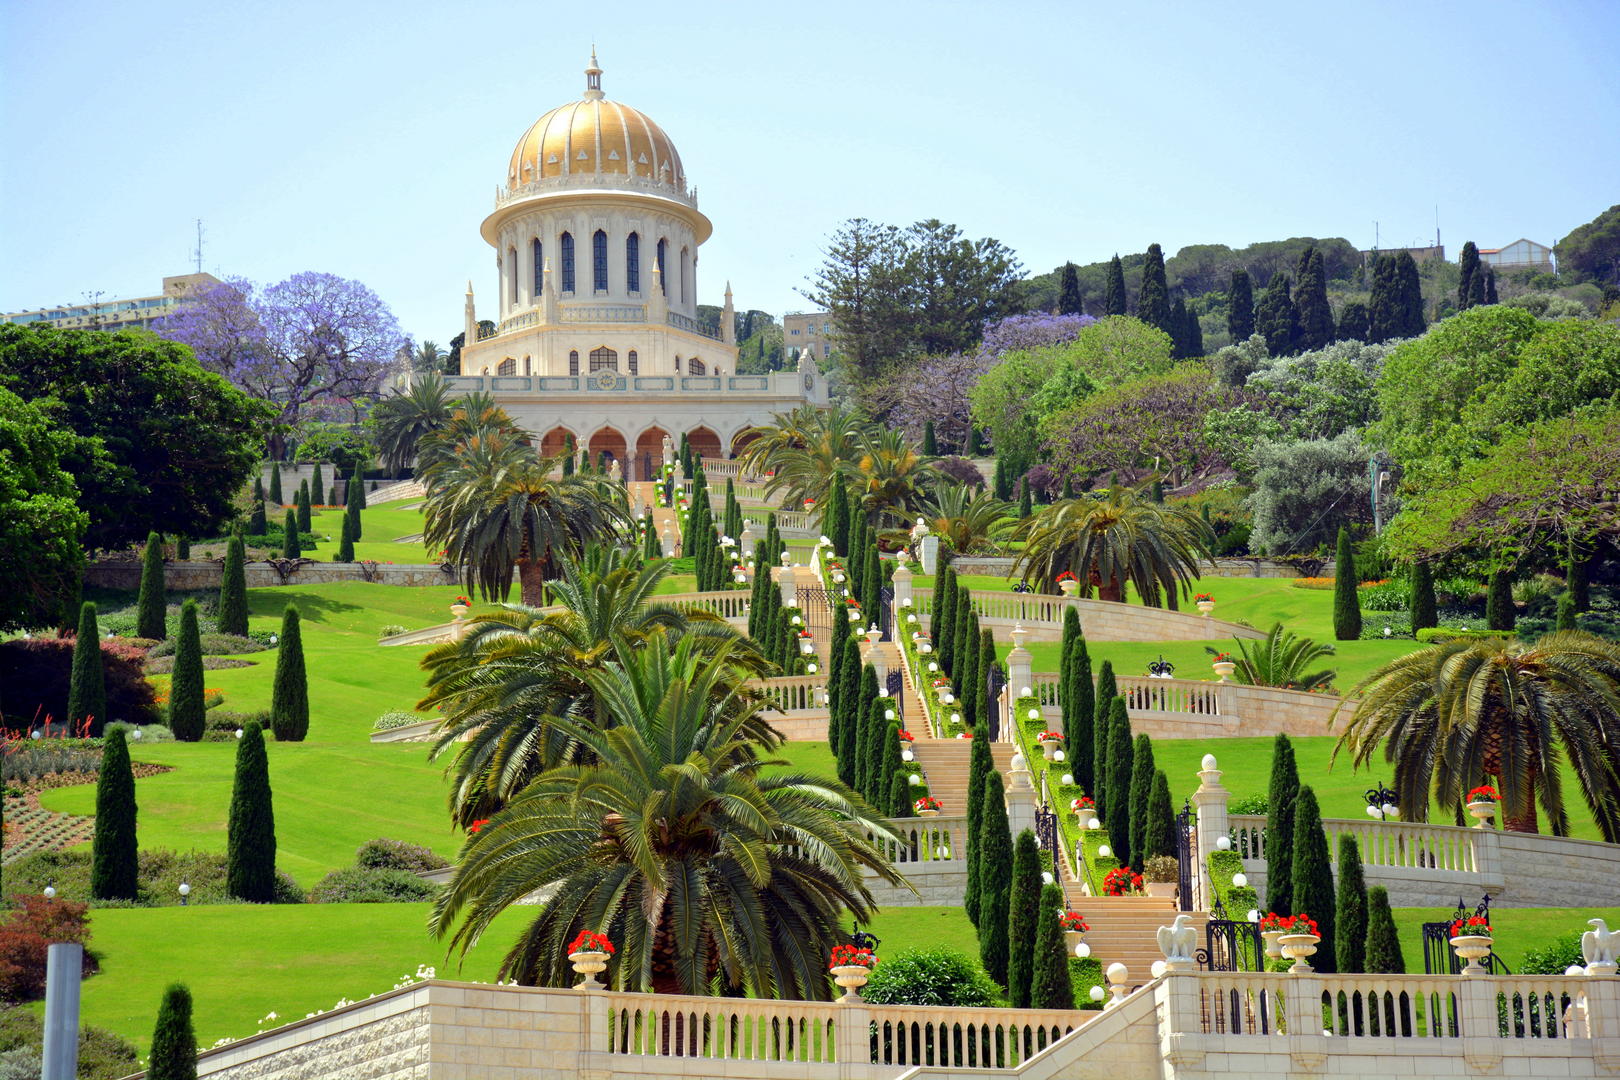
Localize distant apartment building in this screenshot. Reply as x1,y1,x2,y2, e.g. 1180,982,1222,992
1,272,221,332
783,311,834,361
1359,244,1446,265
1479,238,1555,273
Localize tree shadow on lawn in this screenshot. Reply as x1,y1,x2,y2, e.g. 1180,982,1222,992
245,589,368,625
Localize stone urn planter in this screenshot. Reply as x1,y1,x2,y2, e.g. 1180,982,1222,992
865,628,883,645
1262,930,1285,959
1212,660,1237,682
1057,578,1078,596
1064,930,1086,953
1278,933,1320,973
1145,882,1177,899
831,571,846,584
1450,934,1494,974
1039,738,1061,761
1466,800,1497,828
1196,600,1215,616
450,603,471,619
916,808,940,818
799,640,815,656
847,608,862,622
829,964,871,1002
568,950,610,989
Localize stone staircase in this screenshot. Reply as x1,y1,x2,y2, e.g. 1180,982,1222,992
1054,890,1207,989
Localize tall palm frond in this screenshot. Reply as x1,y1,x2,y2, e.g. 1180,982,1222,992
916,483,1014,555
1207,623,1336,691
370,372,454,475
415,390,522,486
739,403,868,507
843,427,941,526
1012,484,1214,603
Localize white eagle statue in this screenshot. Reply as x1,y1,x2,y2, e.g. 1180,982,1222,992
1157,914,1198,963
1582,918,1619,970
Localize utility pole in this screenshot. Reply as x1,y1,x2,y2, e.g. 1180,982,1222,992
193,219,205,274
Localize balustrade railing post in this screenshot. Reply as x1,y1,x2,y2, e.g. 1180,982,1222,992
1192,756,1230,911
834,1002,872,1066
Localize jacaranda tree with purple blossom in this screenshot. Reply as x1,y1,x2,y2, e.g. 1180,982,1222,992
161,272,406,457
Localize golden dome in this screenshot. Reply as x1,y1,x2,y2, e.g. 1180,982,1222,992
506,53,686,196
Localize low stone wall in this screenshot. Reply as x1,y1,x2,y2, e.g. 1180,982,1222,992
768,714,829,741
85,559,461,591
190,991,431,1079
944,556,1318,580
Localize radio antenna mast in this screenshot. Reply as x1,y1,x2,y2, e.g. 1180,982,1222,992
193,220,205,273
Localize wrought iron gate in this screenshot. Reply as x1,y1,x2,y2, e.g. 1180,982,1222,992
1174,800,1197,912
1034,772,1061,882
1199,897,1263,972
1423,895,1510,975
885,670,904,724
985,660,1006,741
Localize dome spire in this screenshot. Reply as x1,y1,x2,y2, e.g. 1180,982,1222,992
584,47,603,100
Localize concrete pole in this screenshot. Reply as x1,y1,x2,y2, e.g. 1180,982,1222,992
42,942,82,1080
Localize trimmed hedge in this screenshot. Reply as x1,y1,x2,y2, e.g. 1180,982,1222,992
1414,627,1516,644
308,867,440,903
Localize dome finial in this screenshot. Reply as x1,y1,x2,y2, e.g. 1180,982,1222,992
584,47,603,99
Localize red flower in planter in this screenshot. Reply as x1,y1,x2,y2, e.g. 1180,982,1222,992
1058,911,1089,933
1451,915,1492,938
897,730,915,742
1055,571,1078,583
568,929,615,954
468,818,492,833
829,944,876,969
1102,867,1144,896
1467,785,1500,803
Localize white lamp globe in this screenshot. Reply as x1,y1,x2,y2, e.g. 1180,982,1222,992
1027,708,1039,720
1098,844,1112,859
1215,835,1232,851
878,687,889,697
1020,686,1033,698
43,886,55,900
1042,871,1054,885
1567,965,1588,976
901,749,914,762
790,615,802,626
950,712,961,724
1382,803,1398,819
1054,750,1066,762
131,728,143,741
1106,963,1128,983
1247,909,1260,923
1062,773,1074,785
1366,805,1383,819
1087,817,1101,830
806,663,818,674
1201,753,1218,771
178,882,191,897
1075,941,1091,958
1089,985,1105,1002
908,775,922,786
1232,872,1248,888
885,709,895,721
928,662,938,672
1151,960,1168,979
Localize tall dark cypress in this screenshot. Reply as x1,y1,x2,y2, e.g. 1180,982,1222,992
351,463,368,509
827,481,850,556
1030,882,1074,1008
1333,527,1361,640
826,618,847,750
1296,250,1334,351
1017,478,1033,520
951,589,973,692
91,728,138,900
137,531,167,640
217,535,249,637
1069,634,1095,792
1058,261,1083,315
1128,733,1155,870
965,715,995,925
1255,272,1298,356
1337,301,1370,343
975,628,996,736
1227,269,1255,342
1136,243,1172,334
1363,886,1405,973
296,479,312,532
311,463,325,507
921,419,937,455
1145,770,1176,859
268,462,283,505
1394,252,1426,338
227,720,277,902
1005,829,1043,1007
1183,299,1204,357
1104,255,1127,316
1290,786,1336,972
1368,255,1399,343
1410,561,1437,631
977,771,1013,984
1335,834,1368,973
1483,269,1498,305
935,567,957,673
1569,541,1590,611
1105,699,1134,866
1168,296,1191,359
270,605,309,741
168,600,206,742
281,509,301,559
148,983,198,1080
1265,734,1300,914
1486,569,1515,631
1457,241,1480,310
1093,662,1117,806
861,544,880,625
1468,266,1487,308
336,513,355,562
67,602,107,732
1058,607,1079,714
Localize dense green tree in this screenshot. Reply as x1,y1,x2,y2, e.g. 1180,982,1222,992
1483,269,1498,305
1058,261,1083,315
1128,733,1155,869
935,566,957,672
351,463,368,509
1227,269,1255,342
269,462,283,506
643,510,659,561
1337,301,1370,343
1468,265,1487,308
1058,607,1079,714
1367,255,1400,343
370,372,453,474
1104,255,1127,316
1296,250,1334,351
296,479,312,532
1067,631,1095,792
1017,478,1032,520
826,480,851,557
976,629,996,739
1333,527,1361,640
336,514,355,562
91,728,138,900
1030,882,1074,1008
281,509,301,559
1105,699,1134,866
1363,886,1404,973
1006,829,1042,1006
1180,297,1204,358
887,770,910,819
227,720,278,902
67,602,107,731
977,771,1013,984
1335,834,1368,973
137,532,167,640
1265,734,1300,914
1410,560,1437,631
1145,769,1176,859
1458,241,1481,310
311,462,325,506
176,535,190,559
1556,592,1577,630
148,984,198,1080
1135,244,1172,335
1093,662,1117,808
1290,786,1336,972
965,716,995,926
921,418,938,455
270,605,309,741
1553,203,1620,285
168,600,206,741
1392,252,1426,338
249,480,268,534
1255,272,1298,356
1013,484,1214,602
0,386,91,634
1486,569,1516,631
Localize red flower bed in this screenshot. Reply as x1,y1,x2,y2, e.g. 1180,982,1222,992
1103,867,1144,896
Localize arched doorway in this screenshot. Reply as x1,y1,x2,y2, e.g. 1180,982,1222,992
539,426,574,459
730,428,760,458
635,426,670,483
588,426,628,474
687,426,722,462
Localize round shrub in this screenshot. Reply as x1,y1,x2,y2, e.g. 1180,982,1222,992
1,849,303,907
1230,793,1268,815
1519,932,1585,975
355,838,450,873
860,947,1002,1008
372,711,425,732
308,867,440,904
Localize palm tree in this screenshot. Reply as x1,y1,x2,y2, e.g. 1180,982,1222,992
738,403,867,507
430,636,905,997
422,444,626,605
1207,623,1336,691
844,428,941,526
370,372,455,475
415,390,521,486
1335,631,1620,840
412,340,446,375
1013,484,1213,603
914,483,1014,556
420,551,772,825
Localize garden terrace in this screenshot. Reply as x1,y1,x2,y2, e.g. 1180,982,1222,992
1010,671,1349,739
908,586,1265,643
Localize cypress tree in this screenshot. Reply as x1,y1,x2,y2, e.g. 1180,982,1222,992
227,720,277,902
1337,301,1370,343
1335,834,1368,974
352,463,368,509
1006,829,1043,1007
67,602,107,733
1104,255,1127,316
992,454,1011,501
1290,786,1336,973
336,513,355,562
91,728,138,901
253,474,265,508
311,463,325,506
1569,541,1590,611
879,718,906,808
137,531,167,640
827,481,850,556
859,698,884,799
861,544,881,626
887,770,910,819
1136,243,1171,334
1255,272,1298,356
1182,299,1204,357
965,717,995,925
249,493,267,535
1409,560,1437,631
1145,769,1176,859
1363,886,1404,973
922,419,937,455
268,462,282,505
1069,634,1095,793
1368,255,1398,343
644,510,659,560
1394,252,1425,338
1093,662,1116,805
967,426,984,455
841,664,875,788
1031,881,1074,1008
281,509,301,559
1484,269,1498,305
1333,527,1360,640
935,567,956,673
270,605,309,741
1468,266,1487,308
1128,733,1156,869
1557,593,1578,630
1017,478,1032,520
148,983,198,1080
951,588,973,689
977,771,1013,984
826,620,847,749
168,600,206,742
1058,607,1079,714
1458,241,1480,310
562,446,575,476
1058,261,1083,315
976,629,996,738
1296,250,1334,351
1265,734,1300,914
176,535,190,560
296,479,312,532
1486,569,1515,631
1105,699,1134,867
1227,269,1255,342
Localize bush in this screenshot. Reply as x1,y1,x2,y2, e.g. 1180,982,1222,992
308,867,440,904
377,624,407,640
103,721,174,744
1357,580,1406,612
0,638,160,731
0,744,102,784
1230,793,1268,815
0,895,97,1002
1519,932,1586,975
146,633,264,659
208,710,267,732
860,947,1002,1007
1414,627,1516,644
1143,854,1179,883
355,837,449,873
0,1006,138,1080
1,849,303,907
1359,611,1414,639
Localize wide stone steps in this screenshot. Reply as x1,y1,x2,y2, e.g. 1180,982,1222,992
1055,892,1207,987
908,740,1013,818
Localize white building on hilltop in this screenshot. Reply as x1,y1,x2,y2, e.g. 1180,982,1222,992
448,53,825,479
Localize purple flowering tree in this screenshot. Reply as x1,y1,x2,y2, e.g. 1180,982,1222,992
160,271,405,455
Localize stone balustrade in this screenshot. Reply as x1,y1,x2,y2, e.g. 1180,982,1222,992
753,674,827,714
1012,672,1349,740
660,589,750,621
913,587,1265,643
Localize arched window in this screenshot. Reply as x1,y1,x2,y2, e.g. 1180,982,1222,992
592,229,608,292
688,357,706,376
627,349,638,374
674,355,681,374
523,356,531,376
626,233,640,293
531,238,543,293
680,247,691,305
656,238,667,295
508,248,518,303
589,346,618,372
497,357,516,376
560,232,575,293
568,350,580,376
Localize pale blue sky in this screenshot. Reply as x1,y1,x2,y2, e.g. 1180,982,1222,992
3,0,1617,342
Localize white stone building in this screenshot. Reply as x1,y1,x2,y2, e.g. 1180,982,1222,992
449,53,826,479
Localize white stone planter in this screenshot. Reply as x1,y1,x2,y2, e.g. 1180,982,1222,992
1451,934,1494,974
1196,600,1215,616
1145,882,1177,898
1064,930,1086,953
1058,579,1077,596
1040,739,1060,761
1466,800,1497,828
799,641,814,655
916,808,940,817
450,604,471,619
1262,930,1285,959
569,950,610,989
1278,932,1320,973
847,609,862,622
830,964,871,1002
1212,661,1237,682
